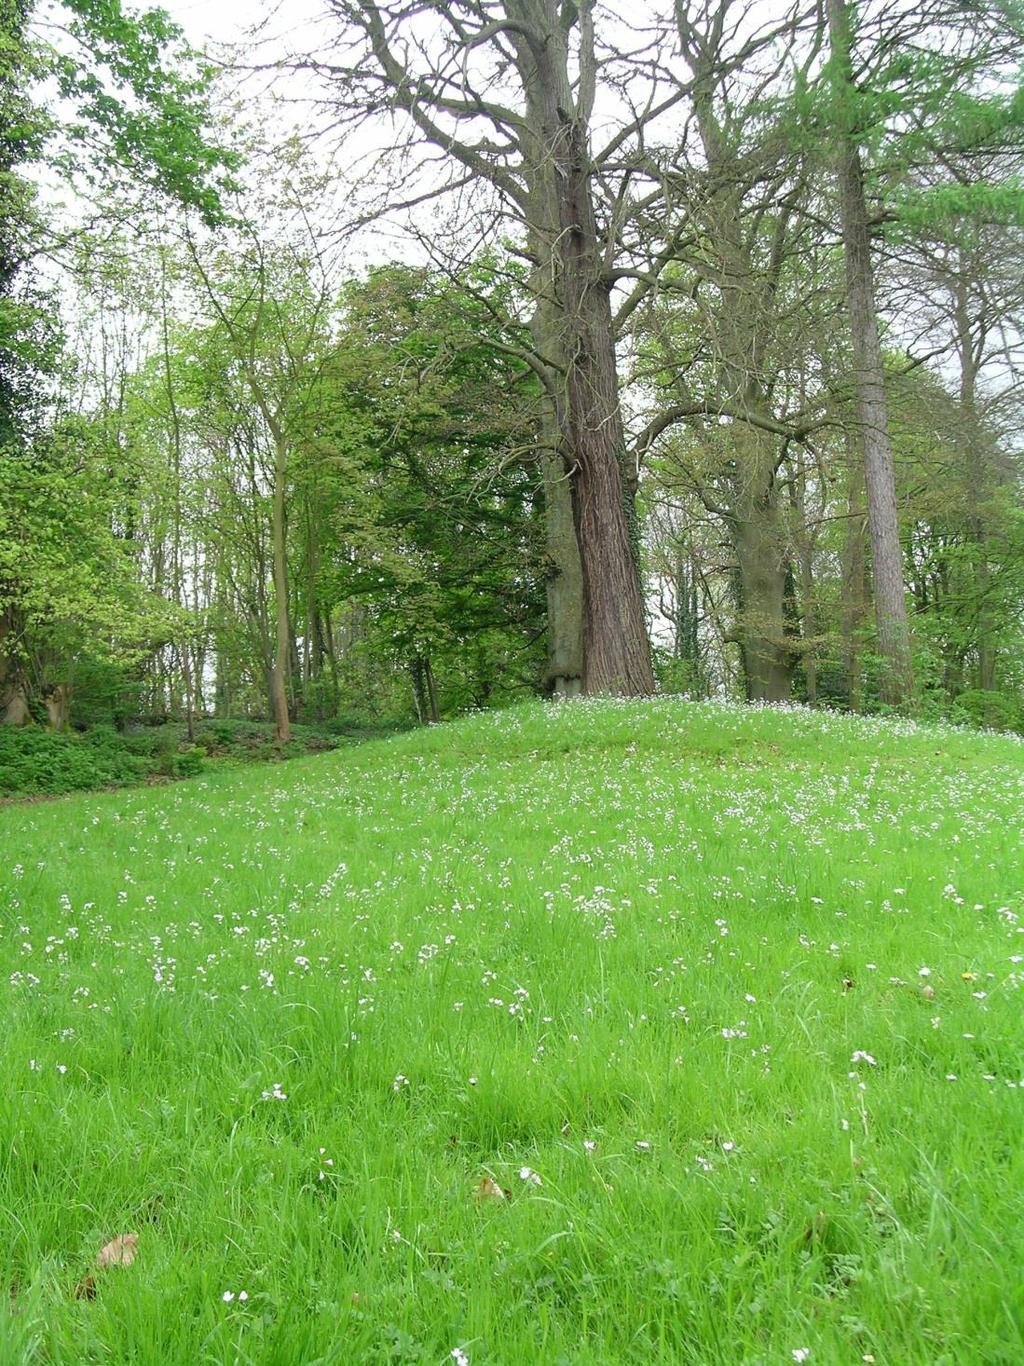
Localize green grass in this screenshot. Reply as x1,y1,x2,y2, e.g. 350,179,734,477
1,698,1022,1364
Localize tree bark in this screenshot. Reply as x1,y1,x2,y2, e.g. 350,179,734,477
536,394,584,696
827,0,914,706
44,683,71,731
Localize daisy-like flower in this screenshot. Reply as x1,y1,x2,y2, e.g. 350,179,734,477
518,1166,542,1186
451,1350,470,1366
850,1050,876,1066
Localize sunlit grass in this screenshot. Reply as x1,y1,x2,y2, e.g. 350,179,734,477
2,699,1022,1363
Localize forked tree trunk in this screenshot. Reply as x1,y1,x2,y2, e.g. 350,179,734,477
410,655,439,723
954,271,997,692
424,657,441,722
827,0,913,707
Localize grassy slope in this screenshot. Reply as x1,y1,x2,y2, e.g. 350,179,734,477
1,699,1022,1365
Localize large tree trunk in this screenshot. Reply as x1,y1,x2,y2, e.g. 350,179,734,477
550,117,654,695
728,429,795,703
733,519,795,703
517,5,653,696
827,0,913,707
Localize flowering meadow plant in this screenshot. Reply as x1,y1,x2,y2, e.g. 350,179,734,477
1,698,1021,1361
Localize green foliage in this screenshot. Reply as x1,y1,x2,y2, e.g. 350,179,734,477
0,434,178,679
44,0,238,223
0,724,147,793
324,264,547,708
952,687,1023,734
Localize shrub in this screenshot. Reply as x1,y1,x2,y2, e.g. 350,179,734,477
0,727,147,796
952,688,1023,734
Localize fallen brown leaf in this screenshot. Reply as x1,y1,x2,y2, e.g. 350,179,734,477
474,1175,506,1203
96,1234,139,1269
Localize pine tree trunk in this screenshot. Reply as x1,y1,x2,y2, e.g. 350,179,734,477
841,433,870,711
827,0,913,707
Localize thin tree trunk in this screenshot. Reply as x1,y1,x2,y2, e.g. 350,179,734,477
410,656,428,723
953,266,996,691
424,657,441,723
271,436,291,744
827,0,913,707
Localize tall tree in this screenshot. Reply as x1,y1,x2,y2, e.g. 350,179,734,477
825,0,914,706
320,0,662,694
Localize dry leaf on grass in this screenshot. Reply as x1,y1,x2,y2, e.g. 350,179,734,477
474,1175,507,1203
96,1234,139,1269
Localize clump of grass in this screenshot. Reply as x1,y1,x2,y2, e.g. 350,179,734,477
1,699,1021,1363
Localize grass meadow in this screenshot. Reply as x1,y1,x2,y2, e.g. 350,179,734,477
1,699,1022,1364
